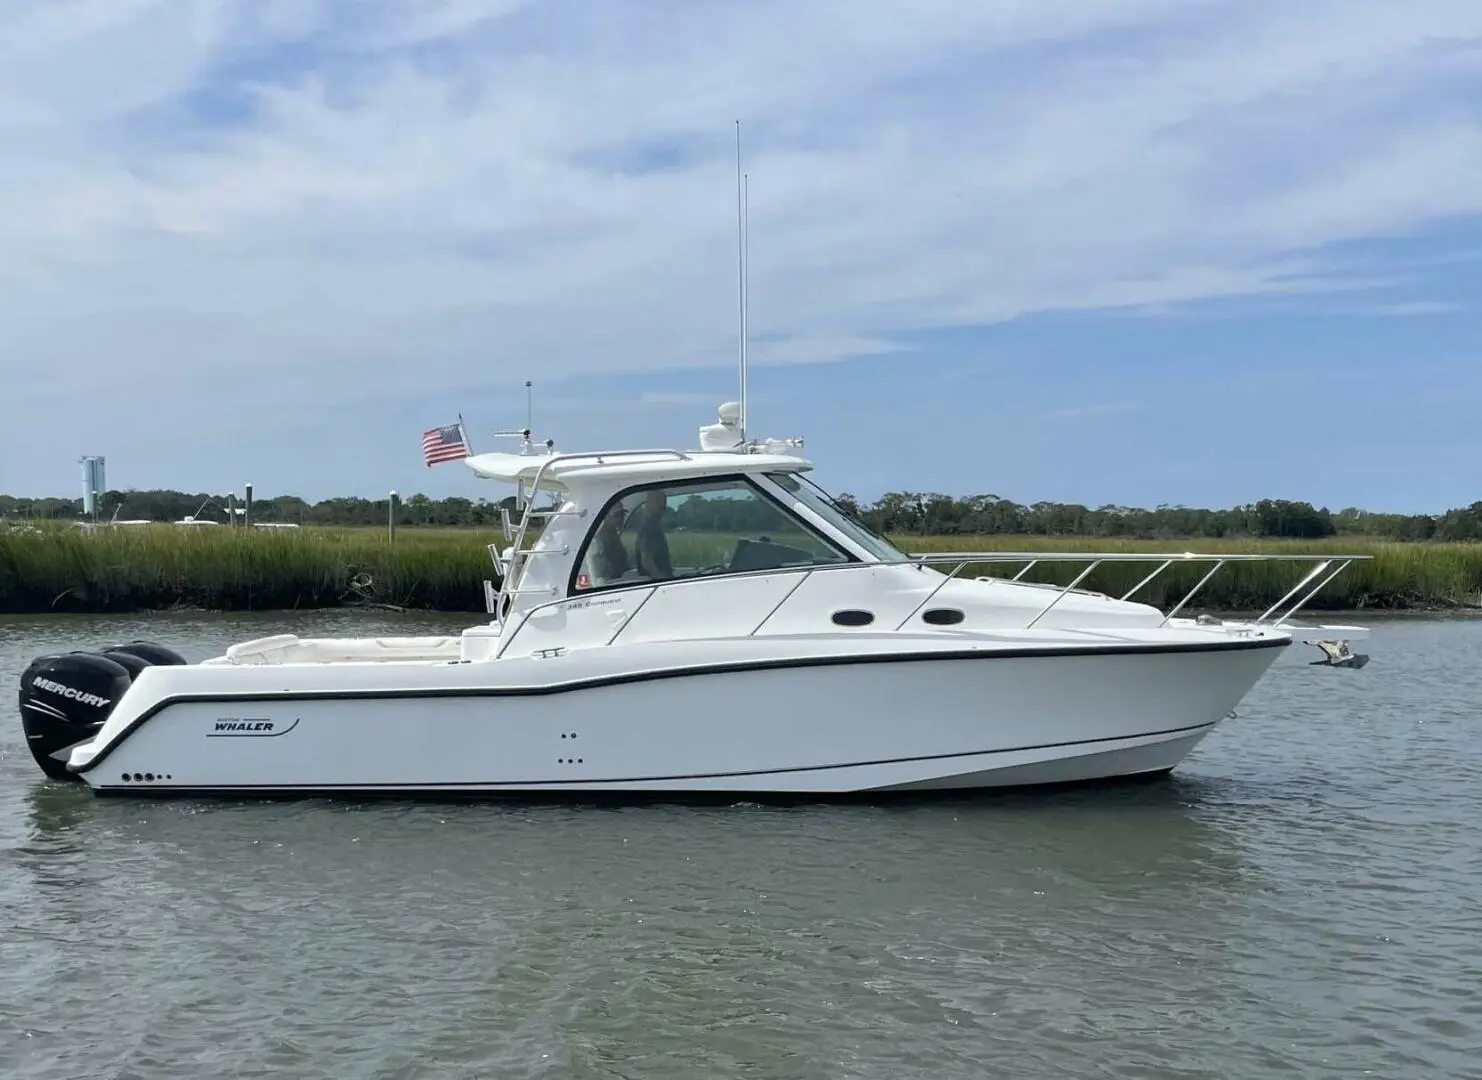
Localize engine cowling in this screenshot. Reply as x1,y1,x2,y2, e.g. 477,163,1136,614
105,641,188,668
100,650,151,680
18,640,190,780
19,652,134,780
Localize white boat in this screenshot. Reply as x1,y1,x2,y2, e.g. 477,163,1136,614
18,403,1373,798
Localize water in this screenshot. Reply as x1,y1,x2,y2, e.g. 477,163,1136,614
1,610,1479,1079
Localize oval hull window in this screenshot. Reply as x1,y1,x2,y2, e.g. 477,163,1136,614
831,609,875,627
922,608,965,626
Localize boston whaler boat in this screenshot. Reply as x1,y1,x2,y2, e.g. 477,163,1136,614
18,402,1373,797
16,129,1373,798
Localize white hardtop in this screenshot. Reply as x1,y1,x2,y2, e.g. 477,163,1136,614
463,400,807,489
463,448,812,489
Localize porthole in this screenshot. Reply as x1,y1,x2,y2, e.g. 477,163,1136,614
831,609,875,627
922,608,965,626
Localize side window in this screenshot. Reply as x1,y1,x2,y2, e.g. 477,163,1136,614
573,477,848,591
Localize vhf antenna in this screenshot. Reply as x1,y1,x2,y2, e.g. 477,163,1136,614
492,379,551,457
735,119,749,438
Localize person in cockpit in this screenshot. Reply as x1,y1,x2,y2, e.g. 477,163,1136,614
633,489,673,580
589,504,630,584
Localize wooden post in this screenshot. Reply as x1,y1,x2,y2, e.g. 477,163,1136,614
245,482,253,528
389,490,397,543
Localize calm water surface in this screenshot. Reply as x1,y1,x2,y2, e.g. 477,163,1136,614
1,610,1478,1079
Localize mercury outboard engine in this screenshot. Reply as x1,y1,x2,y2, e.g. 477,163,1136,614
106,641,189,669
18,640,187,781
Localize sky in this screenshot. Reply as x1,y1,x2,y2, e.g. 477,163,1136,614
2,0,1481,515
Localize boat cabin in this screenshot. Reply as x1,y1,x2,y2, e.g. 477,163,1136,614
463,408,905,620
448,403,1180,662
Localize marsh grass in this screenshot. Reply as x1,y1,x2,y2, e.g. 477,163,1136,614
902,535,1481,612
1,523,1477,614
0,523,501,613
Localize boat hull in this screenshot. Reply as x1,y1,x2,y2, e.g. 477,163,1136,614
66,636,1286,796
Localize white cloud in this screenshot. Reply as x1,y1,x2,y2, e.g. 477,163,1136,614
2,0,1482,487
1044,402,1143,421
1325,300,1466,316
509,390,729,415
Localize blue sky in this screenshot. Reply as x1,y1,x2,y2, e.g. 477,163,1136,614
3,0,1481,514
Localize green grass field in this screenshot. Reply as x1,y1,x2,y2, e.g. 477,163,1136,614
0,522,1478,614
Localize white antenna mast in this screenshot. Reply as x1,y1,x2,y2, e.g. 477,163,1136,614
735,119,748,437
492,378,552,460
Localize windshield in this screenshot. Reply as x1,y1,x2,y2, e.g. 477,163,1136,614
767,472,909,562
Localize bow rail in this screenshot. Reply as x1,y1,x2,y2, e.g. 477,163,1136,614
491,549,1372,659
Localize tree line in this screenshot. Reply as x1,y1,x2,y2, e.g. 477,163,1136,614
4,487,1481,541
829,492,1482,541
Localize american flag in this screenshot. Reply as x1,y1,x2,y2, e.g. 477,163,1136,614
421,422,469,467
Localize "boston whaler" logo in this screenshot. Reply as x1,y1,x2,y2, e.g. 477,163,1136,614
216,719,274,732
206,717,300,738
34,678,111,709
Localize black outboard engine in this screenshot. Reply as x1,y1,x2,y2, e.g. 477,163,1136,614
17,640,187,781
106,641,188,668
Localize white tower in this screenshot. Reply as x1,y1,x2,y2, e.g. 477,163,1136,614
79,456,106,519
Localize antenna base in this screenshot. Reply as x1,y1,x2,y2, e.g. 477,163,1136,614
491,429,556,457
699,401,745,451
